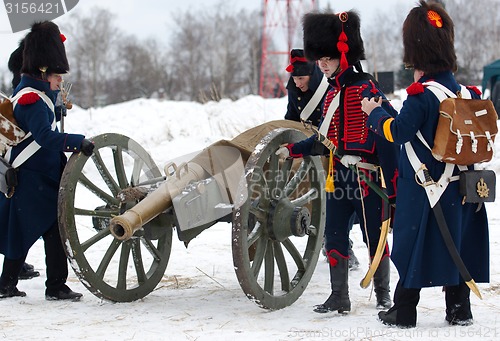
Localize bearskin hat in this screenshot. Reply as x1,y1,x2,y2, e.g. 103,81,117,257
403,0,457,74
303,11,365,67
285,49,315,76
21,21,69,77
8,39,24,90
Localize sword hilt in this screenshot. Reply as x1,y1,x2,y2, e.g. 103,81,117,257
417,164,435,187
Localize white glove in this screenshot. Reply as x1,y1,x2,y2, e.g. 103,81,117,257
340,155,361,168
275,146,290,159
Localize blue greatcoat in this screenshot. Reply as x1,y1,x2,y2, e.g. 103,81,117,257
0,75,85,259
285,64,326,127
367,71,489,288
289,66,400,257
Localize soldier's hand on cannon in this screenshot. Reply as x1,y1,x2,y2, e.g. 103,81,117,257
80,138,95,156
275,145,291,159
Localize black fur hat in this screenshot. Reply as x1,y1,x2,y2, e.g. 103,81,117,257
303,11,365,68
403,0,457,74
21,21,69,78
8,39,24,90
285,49,315,76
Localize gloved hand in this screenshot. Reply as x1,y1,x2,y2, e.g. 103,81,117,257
80,138,95,156
340,155,361,168
275,145,290,159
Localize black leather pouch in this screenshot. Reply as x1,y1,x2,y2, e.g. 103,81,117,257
459,170,496,203
0,157,17,197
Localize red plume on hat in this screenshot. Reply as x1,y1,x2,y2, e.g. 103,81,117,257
303,10,365,67
285,49,314,76
336,12,350,71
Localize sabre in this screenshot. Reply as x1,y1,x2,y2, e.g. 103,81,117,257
360,167,391,288
420,164,482,299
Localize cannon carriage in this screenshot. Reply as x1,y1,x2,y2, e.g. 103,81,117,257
58,119,326,310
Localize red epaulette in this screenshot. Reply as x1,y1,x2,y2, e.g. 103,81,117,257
406,82,425,96
17,92,41,105
466,85,482,96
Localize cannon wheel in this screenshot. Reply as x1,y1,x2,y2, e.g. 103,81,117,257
232,128,325,310
59,133,173,302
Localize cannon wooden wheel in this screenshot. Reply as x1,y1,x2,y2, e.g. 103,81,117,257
232,128,325,310
59,133,173,302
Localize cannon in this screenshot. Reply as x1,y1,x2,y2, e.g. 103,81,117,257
58,120,326,310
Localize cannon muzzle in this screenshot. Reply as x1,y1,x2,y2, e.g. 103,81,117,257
110,162,208,240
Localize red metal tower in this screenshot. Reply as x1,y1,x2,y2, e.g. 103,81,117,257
259,0,318,98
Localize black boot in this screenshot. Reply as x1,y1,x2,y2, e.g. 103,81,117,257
43,224,83,302
445,283,473,326
314,250,351,314
378,280,420,328
374,256,392,309
46,284,83,301
348,239,359,270
0,285,26,298
0,257,27,299
18,262,40,280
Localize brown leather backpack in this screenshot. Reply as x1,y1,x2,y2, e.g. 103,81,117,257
425,82,498,165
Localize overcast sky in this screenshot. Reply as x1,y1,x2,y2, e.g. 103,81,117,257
0,0,413,73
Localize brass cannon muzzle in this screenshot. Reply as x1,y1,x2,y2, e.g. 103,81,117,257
109,162,208,241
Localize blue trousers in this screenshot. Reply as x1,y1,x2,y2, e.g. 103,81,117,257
324,163,388,257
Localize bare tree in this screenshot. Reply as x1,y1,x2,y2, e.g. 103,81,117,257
49,0,500,107
61,8,121,108
168,4,261,102
109,36,170,103
447,0,500,84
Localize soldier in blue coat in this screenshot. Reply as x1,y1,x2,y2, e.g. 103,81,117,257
284,48,361,269
362,1,489,328
277,11,400,313
0,22,94,300
6,38,42,281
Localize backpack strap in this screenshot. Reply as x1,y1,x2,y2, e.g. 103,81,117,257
405,81,471,207
423,81,472,100
6,88,56,168
11,87,55,113
418,81,474,152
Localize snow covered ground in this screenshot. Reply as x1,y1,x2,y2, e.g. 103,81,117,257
0,92,499,341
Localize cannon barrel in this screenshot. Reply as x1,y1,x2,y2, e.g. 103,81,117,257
109,120,311,242
110,162,208,240
58,122,325,308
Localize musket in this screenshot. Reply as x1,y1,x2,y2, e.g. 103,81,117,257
59,82,72,133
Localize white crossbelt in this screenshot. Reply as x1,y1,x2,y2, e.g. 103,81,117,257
299,76,329,122
319,91,340,137
5,88,56,168
404,82,471,207
405,134,467,208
